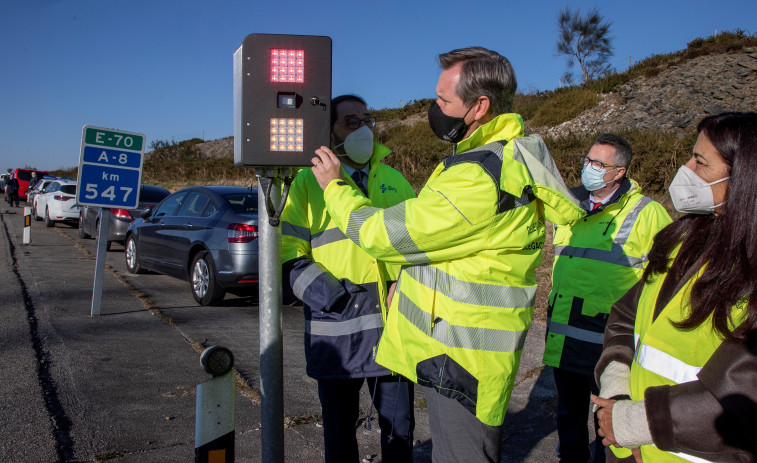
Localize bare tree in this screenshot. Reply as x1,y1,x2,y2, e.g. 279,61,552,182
556,7,614,83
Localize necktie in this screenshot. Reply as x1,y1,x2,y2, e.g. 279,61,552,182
592,201,602,211
351,170,368,196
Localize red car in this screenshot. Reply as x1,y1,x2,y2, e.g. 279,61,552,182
13,168,49,201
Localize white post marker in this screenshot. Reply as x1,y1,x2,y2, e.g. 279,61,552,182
195,347,236,463
76,125,145,316
23,206,31,244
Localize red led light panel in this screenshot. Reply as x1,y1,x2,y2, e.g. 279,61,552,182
270,49,305,83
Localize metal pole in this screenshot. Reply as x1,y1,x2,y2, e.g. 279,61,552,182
256,170,284,463
91,209,110,317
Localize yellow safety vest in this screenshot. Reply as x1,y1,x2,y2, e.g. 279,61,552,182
611,248,747,462
544,180,671,373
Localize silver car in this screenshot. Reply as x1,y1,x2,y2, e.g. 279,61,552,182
124,186,259,305
79,184,170,250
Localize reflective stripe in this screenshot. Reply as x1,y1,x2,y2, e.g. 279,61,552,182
635,342,701,384
426,184,473,225
282,221,347,249
548,320,604,344
403,265,536,309
614,196,652,247
397,290,527,352
553,196,654,269
667,449,718,463
383,202,431,264
554,245,646,268
311,228,347,249
282,221,310,241
292,262,326,300
346,206,381,244
306,313,383,336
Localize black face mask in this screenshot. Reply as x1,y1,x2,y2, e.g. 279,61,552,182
427,100,473,143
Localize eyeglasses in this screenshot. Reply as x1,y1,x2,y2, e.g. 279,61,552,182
344,116,376,129
580,155,621,172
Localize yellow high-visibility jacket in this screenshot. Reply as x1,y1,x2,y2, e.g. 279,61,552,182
322,113,583,425
281,141,415,380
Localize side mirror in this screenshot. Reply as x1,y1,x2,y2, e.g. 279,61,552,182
140,207,153,218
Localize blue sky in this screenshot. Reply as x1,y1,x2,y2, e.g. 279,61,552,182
1,0,754,172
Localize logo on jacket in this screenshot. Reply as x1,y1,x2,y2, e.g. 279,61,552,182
380,184,397,193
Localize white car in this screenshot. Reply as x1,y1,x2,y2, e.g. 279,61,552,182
34,180,79,227
26,178,57,206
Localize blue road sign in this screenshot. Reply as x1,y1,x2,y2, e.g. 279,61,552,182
78,164,141,208
77,126,145,209
82,146,142,168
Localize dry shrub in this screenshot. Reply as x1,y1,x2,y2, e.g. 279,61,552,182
530,88,601,128
378,121,450,192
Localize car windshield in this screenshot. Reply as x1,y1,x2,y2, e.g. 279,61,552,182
225,192,258,213
60,185,77,195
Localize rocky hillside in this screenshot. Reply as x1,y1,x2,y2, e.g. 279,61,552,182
541,49,757,138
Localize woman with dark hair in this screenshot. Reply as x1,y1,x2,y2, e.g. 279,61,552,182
590,112,757,462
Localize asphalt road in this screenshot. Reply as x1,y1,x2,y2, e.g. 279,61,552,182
0,205,562,462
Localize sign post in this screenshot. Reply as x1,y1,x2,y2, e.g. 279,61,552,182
77,126,145,316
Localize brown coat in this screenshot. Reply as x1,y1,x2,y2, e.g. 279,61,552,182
596,266,757,462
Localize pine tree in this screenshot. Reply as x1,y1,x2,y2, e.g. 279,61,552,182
556,7,614,83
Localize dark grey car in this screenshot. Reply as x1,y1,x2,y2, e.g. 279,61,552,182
79,184,170,250
124,186,259,305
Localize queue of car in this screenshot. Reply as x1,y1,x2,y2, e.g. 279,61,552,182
78,184,171,250
33,179,79,227
26,177,59,206
24,178,261,306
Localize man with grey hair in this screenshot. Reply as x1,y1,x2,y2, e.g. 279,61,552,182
543,133,671,463
311,46,584,462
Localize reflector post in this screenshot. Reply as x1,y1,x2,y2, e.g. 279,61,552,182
234,34,331,167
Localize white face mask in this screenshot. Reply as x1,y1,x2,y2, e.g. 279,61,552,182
668,165,730,214
334,125,374,164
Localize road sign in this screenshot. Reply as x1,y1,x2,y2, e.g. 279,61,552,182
77,126,145,209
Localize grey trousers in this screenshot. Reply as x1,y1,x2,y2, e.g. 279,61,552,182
424,386,504,463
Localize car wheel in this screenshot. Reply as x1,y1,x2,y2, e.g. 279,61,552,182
191,251,226,306
125,235,144,274
44,208,54,227
78,214,91,239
